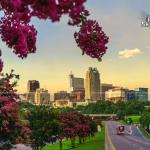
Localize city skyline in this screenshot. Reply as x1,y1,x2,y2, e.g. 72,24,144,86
1,0,150,97
24,68,149,101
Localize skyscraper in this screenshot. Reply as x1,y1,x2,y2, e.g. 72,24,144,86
27,80,40,92
69,72,84,92
85,67,100,101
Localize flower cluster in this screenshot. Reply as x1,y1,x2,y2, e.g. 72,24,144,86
0,70,20,102
0,0,88,25
0,97,31,148
0,0,109,72
76,124,90,138
74,20,109,60
0,71,31,149
0,16,37,58
0,0,22,12
58,0,89,25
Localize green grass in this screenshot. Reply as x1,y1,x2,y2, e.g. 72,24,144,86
118,115,141,125
125,115,141,124
42,127,105,150
139,126,150,139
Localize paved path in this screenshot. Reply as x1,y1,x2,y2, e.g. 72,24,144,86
106,121,150,150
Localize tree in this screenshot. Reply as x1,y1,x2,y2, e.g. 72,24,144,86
28,105,61,150
140,108,150,133
0,70,30,150
0,0,109,72
60,111,79,148
60,111,96,148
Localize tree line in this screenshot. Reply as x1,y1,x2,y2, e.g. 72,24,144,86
76,100,150,116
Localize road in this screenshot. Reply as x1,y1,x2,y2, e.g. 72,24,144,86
106,121,150,150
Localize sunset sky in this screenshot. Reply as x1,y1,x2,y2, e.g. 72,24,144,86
1,0,150,97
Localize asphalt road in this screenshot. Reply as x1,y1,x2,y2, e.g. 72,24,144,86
106,121,150,150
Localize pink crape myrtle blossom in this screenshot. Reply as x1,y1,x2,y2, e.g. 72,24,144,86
68,5,89,25
0,16,37,59
0,0,22,12
0,0,109,72
74,20,109,61
30,0,62,21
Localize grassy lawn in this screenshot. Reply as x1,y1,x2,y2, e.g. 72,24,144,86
125,115,141,124
118,115,141,125
42,127,105,150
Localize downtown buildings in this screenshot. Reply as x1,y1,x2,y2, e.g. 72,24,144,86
26,80,50,105
24,68,149,107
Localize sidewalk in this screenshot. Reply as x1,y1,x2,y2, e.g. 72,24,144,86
11,144,32,150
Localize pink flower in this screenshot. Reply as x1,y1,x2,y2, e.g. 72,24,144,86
59,0,89,25
0,0,22,12
74,20,109,60
31,0,61,21
2,120,9,127
68,6,89,25
22,127,31,134
0,15,37,58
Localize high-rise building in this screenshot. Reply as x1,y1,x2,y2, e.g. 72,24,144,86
27,80,40,92
101,83,113,100
69,72,84,92
85,67,101,101
35,88,50,105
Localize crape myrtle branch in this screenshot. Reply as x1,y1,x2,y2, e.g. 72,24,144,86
0,0,109,72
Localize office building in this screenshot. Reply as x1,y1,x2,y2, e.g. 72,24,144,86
135,88,148,101
127,88,148,101
35,88,50,105
69,72,84,92
127,90,136,101
27,80,40,92
69,89,85,102
101,83,113,100
85,67,101,101
105,88,128,103
26,92,35,103
52,99,73,108
54,91,69,101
